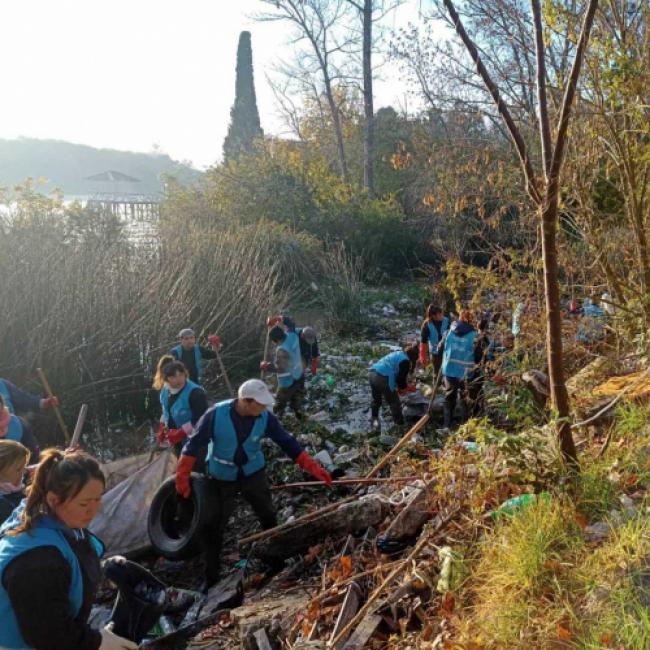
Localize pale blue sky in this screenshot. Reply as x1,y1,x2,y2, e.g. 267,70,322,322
0,0,435,169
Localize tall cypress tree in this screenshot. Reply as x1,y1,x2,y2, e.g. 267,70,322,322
223,31,263,161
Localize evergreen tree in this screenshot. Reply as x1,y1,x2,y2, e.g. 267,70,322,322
223,31,263,161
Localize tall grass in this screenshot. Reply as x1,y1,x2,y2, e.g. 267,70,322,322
0,185,292,456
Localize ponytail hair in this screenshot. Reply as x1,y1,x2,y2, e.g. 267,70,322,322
153,355,187,391
6,448,104,536
423,305,442,327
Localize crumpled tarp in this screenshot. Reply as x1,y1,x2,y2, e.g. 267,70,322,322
90,450,177,557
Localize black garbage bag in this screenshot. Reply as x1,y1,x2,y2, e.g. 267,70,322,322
105,558,168,643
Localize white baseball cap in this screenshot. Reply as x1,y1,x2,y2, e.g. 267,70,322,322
238,379,275,406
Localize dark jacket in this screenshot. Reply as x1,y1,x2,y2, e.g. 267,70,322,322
2,528,103,650
282,317,320,364
170,345,217,385
0,379,42,414
0,492,24,528
12,416,40,465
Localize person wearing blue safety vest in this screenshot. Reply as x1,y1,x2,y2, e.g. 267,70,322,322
175,379,332,591
420,305,451,377
268,315,322,376
577,296,607,345
369,346,419,432
260,318,306,420
170,328,221,386
0,448,138,650
438,311,483,431
0,394,40,465
153,356,209,472
0,441,30,527
0,377,60,416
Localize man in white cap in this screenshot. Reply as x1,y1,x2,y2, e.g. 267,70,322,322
175,379,332,590
171,328,221,386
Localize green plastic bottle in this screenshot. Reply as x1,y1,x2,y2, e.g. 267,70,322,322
324,375,336,389
492,492,550,520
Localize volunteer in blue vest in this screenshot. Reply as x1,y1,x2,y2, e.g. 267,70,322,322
577,296,607,344
420,305,450,377
154,355,209,471
260,318,306,420
268,316,321,375
0,448,138,650
175,379,332,590
0,377,59,416
369,346,419,431
0,394,39,465
438,310,484,430
0,441,30,527
170,328,221,386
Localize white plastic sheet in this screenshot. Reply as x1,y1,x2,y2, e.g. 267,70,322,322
90,451,177,557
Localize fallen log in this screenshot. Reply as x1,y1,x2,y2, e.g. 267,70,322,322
239,495,361,547
254,495,388,561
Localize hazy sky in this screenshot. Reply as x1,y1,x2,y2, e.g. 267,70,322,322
0,0,436,169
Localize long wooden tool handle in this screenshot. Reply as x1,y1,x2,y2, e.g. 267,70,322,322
70,404,88,449
271,476,421,490
261,326,271,380
37,367,71,444
215,350,234,398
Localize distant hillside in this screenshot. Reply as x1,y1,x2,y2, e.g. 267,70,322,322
0,138,201,197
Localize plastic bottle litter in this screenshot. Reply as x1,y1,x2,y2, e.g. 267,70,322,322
179,595,206,627
460,441,480,453
333,449,360,465
492,492,551,520
158,615,176,634
436,546,466,592
324,375,336,389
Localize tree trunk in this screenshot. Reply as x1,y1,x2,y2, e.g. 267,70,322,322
363,0,374,197
324,75,351,185
541,190,578,467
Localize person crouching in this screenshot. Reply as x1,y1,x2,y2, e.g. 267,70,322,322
369,346,419,431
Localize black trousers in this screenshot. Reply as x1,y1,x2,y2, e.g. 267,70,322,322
468,374,485,418
443,376,469,428
275,375,305,418
369,371,404,424
199,469,277,584
431,353,443,378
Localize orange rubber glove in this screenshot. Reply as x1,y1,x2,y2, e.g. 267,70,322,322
176,455,196,498
296,450,332,485
311,358,318,375
419,343,428,367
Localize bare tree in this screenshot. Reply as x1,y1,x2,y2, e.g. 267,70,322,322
438,0,601,468
258,0,355,184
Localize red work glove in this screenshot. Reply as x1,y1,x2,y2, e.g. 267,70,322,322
167,428,186,446
42,397,59,408
397,385,417,395
419,343,428,367
296,450,332,485
260,361,271,371
157,422,167,445
311,358,319,375
207,334,222,349
267,316,283,328
176,455,196,498
494,374,506,385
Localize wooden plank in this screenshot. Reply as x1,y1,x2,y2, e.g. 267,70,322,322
329,583,361,650
253,628,273,650
341,614,382,650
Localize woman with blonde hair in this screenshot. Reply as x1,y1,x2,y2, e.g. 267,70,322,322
0,448,137,649
154,355,208,468
0,440,30,526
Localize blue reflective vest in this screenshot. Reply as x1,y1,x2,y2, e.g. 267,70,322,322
160,380,203,429
427,318,449,355
277,332,304,389
577,304,606,343
0,380,15,415
372,351,408,392
172,344,204,385
207,400,269,481
442,330,478,379
4,416,24,443
0,512,104,649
